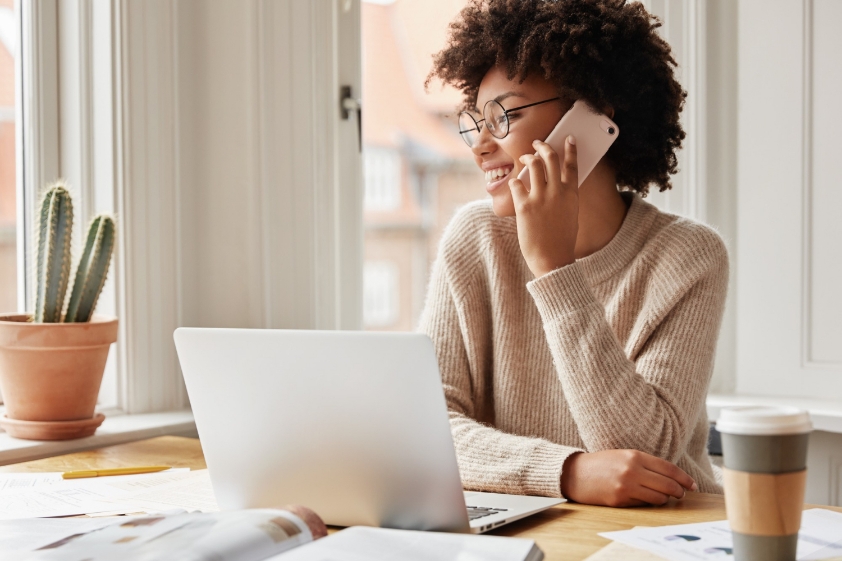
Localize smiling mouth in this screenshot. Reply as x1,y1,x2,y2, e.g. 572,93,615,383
485,166,514,185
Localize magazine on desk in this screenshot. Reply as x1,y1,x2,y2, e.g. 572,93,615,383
4,506,544,561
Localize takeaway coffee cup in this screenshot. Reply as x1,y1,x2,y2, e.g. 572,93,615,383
717,406,812,561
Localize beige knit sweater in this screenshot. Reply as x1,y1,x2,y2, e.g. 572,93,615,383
417,192,728,498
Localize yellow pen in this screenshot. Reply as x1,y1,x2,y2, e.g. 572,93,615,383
62,465,172,479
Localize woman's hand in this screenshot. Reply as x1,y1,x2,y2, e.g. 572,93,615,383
560,450,698,507
508,136,579,278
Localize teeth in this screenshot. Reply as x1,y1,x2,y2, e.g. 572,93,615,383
485,167,512,183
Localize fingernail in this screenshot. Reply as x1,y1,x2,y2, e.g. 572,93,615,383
691,482,698,492
567,135,576,145
532,140,541,146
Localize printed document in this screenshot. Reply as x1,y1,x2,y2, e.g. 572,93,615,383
600,508,842,561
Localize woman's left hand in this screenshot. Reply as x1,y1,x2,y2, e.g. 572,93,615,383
508,136,579,278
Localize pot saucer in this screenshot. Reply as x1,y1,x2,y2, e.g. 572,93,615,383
0,413,106,441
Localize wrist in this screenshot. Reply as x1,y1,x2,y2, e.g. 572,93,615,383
560,451,583,499
534,256,575,278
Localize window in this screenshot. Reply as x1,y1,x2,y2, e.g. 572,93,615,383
363,147,402,212
0,0,16,316
363,261,399,327
361,0,479,332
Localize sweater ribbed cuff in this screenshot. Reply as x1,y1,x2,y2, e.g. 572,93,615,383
526,262,597,322
523,442,583,498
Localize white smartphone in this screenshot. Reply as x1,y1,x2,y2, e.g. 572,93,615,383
517,99,619,190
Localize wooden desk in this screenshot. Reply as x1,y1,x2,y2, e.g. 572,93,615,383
3,436,840,560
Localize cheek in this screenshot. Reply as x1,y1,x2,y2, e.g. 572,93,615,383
500,137,536,175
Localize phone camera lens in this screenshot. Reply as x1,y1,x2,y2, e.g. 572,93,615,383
608,127,615,135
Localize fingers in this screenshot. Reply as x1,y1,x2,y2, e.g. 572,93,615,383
640,453,697,491
561,135,578,187
630,486,671,506
638,468,688,501
508,177,528,206
532,140,561,189
518,153,546,193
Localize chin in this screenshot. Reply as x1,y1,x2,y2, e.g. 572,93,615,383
490,194,516,217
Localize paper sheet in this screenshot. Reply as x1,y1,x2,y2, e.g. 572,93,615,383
105,469,219,513
0,518,119,553
0,473,64,492
274,526,540,561
600,509,842,561
0,469,194,520
0,486,139,520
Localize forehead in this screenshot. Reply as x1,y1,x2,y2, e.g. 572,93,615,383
475,66,558,108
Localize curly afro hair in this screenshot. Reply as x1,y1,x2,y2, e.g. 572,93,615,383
426,0,686,195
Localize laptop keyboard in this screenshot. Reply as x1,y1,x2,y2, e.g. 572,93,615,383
466,505,507,521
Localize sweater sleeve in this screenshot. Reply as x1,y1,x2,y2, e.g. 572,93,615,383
525,230,729,463
418,246,583,499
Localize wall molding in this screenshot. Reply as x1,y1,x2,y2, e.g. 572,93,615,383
115,0,185,413
801,0,815,368
801,0,840,370
735,0,842,397
832,455,842,507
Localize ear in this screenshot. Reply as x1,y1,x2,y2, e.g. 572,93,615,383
605,105,615,119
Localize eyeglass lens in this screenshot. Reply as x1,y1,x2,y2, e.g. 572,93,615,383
458,112,480,147
458,100,511,147
483,100,509,139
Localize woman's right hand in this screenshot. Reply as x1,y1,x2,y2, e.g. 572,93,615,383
560,450,698,507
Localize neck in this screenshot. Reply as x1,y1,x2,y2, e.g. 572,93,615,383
574,163,628,260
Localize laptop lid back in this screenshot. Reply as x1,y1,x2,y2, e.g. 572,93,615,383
174,328,469,532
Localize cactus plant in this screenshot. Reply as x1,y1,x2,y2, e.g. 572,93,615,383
34,184,74,323
33,183,116,323
65,216,116,323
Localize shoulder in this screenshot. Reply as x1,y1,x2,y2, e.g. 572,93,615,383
437,199,517,262
641,204,730,286
432,199,520,291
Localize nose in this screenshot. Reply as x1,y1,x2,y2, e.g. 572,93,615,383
470,124,496,157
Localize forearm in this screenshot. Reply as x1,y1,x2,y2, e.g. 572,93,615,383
528,263,722,461
450,412,583,498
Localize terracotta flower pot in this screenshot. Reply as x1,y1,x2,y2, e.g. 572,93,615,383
0,313,118,440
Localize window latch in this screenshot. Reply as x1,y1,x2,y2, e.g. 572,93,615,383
340,85,362,152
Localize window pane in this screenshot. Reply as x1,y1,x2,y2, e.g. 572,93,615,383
362,0,480,331
0,0,17,315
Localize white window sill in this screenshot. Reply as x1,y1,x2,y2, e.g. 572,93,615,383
707,394,842,434
0,409,196,466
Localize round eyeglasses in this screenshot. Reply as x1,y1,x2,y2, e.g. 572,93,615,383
458,97,561,147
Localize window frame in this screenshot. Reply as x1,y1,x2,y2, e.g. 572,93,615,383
14,0,363,418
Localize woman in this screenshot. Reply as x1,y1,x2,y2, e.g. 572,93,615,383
418,0,728,507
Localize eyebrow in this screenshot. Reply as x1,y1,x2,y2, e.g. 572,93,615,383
470,91,526,113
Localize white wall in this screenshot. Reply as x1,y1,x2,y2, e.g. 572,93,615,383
736,0,842,399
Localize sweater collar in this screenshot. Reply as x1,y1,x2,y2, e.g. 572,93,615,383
575,192,658,286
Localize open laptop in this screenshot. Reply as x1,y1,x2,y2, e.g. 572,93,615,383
174,328,562,533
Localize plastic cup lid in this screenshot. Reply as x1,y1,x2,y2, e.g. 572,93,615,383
716,406,812,435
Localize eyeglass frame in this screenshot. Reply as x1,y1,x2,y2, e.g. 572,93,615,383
458,96,561,147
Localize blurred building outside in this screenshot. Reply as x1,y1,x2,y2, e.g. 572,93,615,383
0,0,17,315
362,0,483,331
